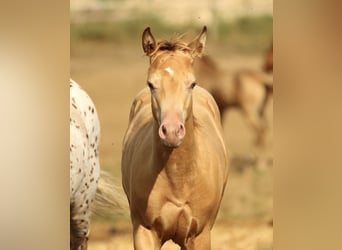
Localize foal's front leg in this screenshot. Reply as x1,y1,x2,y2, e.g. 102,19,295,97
182,228,211,250
133,224,161,250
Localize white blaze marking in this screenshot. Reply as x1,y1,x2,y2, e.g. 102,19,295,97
165,67,174,76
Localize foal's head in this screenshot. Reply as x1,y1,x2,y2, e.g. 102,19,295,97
142,26,207,148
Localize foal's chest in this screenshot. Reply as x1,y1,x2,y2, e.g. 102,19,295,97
150,200,200,243
143,173,214,242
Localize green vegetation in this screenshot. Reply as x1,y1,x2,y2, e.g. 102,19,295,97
71,14,272,53
71,15,165,43
216,15,273,52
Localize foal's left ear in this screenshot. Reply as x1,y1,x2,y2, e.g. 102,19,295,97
142,27,156,56
188,26,207,58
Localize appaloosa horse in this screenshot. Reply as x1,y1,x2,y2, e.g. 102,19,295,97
70,79,124,249
122,27,229,249
70,79,101,249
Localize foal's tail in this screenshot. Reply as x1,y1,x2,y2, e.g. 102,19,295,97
92,170,128,217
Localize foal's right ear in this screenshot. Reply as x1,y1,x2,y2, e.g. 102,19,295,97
142,27,156,56
188,26,207,58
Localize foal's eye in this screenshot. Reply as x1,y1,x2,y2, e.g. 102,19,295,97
147,81,156,90
190,82,197,89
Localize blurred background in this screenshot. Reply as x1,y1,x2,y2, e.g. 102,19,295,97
71,1,273,249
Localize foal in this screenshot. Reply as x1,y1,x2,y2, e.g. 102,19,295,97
194,46,273,146
122,27,229,249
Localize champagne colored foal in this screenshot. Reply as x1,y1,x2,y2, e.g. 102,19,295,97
122,27,229,250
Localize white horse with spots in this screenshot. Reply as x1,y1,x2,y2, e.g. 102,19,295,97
70,79,101,249
70,79,123,250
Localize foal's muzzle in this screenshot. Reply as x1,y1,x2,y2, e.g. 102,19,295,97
158,121,185,148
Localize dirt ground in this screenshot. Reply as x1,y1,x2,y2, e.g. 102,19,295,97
71,41,273,250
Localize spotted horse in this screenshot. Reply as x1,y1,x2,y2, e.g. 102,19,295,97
70,79,124,250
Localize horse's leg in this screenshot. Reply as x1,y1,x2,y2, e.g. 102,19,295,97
183,228,211,250
241,104,264,147
256,84,273,146
70,201,89,250
237,74,268,147
70,177,98,250
239,90,266,147
133,224,161,250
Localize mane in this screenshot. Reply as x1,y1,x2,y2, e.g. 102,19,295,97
150,37,192,56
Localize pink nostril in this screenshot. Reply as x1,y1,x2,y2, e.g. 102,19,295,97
159,124,167,139
162,125,167,135
159,122,186,144
177,123,185,138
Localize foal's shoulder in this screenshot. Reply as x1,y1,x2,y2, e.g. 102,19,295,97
128,87,151,123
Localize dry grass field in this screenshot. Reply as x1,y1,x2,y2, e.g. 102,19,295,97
71,40,273,250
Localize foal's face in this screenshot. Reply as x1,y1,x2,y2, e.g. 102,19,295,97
147,51,196,148
141,26,207,148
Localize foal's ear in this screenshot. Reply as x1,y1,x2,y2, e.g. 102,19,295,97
142,27,156,56
188,26,207,57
